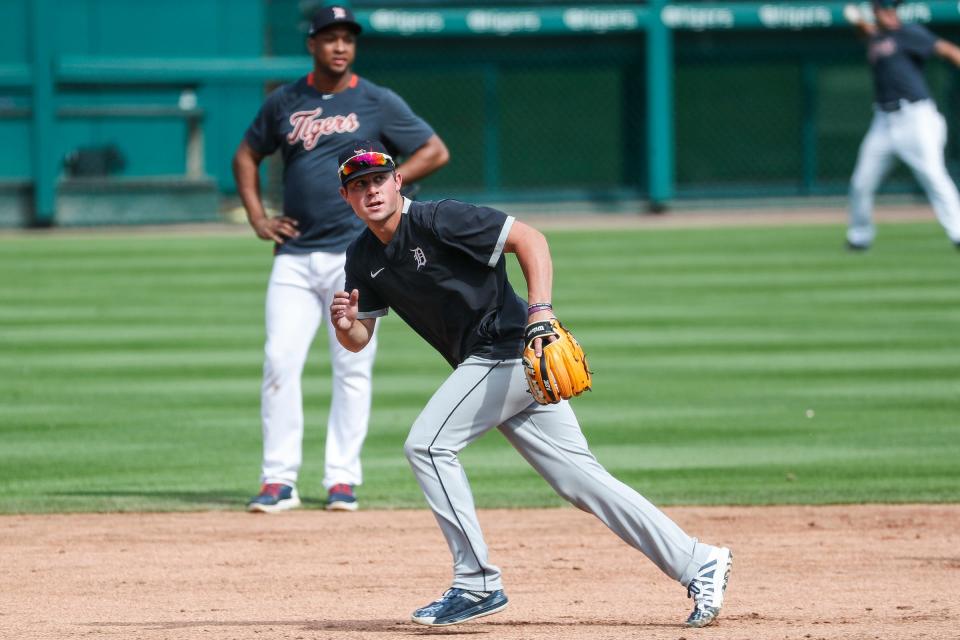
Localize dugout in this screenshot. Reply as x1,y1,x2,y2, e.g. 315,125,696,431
0,0,264,227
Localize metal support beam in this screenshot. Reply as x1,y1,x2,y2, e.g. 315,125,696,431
646,0,674,211
29,0,56,226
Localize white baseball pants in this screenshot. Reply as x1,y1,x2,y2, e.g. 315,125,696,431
404,356,715,592
260,251,376,490
848,99,960,246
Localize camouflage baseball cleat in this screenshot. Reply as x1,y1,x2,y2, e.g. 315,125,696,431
685,547,733,628
411,588,508,626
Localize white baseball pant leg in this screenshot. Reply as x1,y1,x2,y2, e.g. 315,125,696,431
848,110,897,247
849,101,960,246
260,252,376,489
404,356,715,593
892,100,960,243
316,251,376,490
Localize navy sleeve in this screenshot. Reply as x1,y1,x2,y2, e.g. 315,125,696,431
429,200,515,268
378,89,436,157
900,25,937,58
344,242,389,318
243,87,284,156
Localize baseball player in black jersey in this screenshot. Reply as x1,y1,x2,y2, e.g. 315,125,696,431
329,140,733,628
232,6,449,513
844,0,960,249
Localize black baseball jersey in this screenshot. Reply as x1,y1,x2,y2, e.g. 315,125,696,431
244,74,435,255
868,24,938,105
344,198,528,369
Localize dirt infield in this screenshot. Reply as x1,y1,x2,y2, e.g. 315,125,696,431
3,505,957,640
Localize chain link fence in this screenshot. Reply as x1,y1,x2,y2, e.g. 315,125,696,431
674,27,960,198
261,1,960,205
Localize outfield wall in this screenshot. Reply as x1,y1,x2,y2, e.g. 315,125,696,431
3,1,960,225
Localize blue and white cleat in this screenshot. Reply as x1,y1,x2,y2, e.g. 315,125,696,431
685,547,733,628
411,588,508,626
247,483,301,513
325,483,358,512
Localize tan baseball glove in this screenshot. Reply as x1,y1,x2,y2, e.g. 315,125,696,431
521,318,592,404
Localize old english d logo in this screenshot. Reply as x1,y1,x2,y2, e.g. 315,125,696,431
411,247,427,270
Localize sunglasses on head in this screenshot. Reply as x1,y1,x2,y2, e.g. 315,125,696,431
339,151,395,178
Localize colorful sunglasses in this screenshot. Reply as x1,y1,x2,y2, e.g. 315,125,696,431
338,151,395,179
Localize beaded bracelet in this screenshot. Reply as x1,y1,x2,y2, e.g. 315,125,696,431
527,302,553,314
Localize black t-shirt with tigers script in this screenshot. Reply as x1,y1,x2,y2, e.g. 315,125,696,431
244,74,435,254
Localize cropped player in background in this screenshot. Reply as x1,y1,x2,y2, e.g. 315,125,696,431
844,0,960,250
232,6,449,513
329,140,733,629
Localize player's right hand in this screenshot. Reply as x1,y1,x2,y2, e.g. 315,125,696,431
843,3,861,25
330,289,359,331
253,216,300,243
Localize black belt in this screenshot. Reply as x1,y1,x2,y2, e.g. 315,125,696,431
876,98,924,112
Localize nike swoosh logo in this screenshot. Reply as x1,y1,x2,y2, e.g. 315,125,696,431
370,268,385,278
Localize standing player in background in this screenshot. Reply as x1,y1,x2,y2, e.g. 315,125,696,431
232,5,449,513
330,140,733,629
844,0,960,250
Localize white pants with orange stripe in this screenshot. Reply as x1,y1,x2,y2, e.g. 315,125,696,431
260,251,376,491
403,356,717,592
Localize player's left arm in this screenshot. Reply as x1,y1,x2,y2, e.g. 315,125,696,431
504,220,556,355
504,220,553,317
934,39,960,67
396,134,450,184
506,219,593,403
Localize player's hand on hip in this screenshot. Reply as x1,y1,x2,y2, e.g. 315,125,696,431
331,289,360,331
253,216,299,243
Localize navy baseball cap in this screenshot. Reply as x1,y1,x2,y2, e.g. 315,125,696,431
873,0,902,8
308,5,362,36
338,140,396,185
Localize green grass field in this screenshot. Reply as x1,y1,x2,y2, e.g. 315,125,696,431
1,220,958,514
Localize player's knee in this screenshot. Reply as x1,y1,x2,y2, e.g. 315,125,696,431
549,477,590,510
849,172,878,198
404,435,459,468
550,474,589,507
264,345,304,374
403,436,429,464
916,170,952,193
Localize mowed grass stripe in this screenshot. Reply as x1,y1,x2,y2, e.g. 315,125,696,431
0,220,958,512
